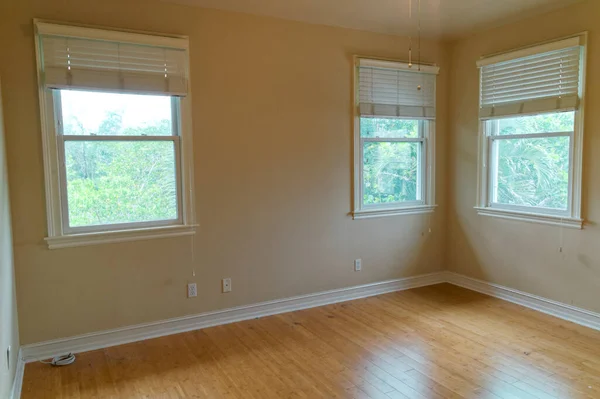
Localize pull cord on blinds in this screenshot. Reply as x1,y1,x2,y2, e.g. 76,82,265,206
358,58,439,120
36,21,190,97
478,37,583,120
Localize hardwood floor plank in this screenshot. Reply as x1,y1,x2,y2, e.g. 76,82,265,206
21,284,600,399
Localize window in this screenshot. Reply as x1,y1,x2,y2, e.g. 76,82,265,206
58,91,180,231
353,58,438,219
476,36,586,228
34,21,195,248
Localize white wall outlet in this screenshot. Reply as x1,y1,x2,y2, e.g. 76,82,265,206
354,259,362,272
187,283,197,298
222,278,232,293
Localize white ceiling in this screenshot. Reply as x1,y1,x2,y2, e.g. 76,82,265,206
162,0,582,39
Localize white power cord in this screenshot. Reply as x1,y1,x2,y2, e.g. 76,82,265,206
40,353,76,366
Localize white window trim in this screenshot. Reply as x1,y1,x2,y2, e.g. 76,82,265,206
475,34,587,230
352,57,437,220
34,20,197,249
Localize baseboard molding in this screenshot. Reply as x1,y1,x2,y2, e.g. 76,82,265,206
21,272,446,363
10,348,25,399
445,272,600,331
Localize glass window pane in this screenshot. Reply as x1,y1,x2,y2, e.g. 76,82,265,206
64,141,178,227
493,136,570,210
360,117,419,138
60,90,173,136
495,112,575,136
363,142,420,205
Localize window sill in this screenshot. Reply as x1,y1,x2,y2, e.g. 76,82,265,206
353,205,436,220
45,224,197,249
475,207,583,229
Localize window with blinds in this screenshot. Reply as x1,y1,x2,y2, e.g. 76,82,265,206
37,22,189,96
478,37,583,119
34,21,196,247
358,59,439,119
475,35,587,228
353,58,439,218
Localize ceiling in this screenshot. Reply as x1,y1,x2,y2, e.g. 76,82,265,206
162,0,582,39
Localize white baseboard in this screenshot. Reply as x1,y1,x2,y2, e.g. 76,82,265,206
10,349,25,399
21,272,446,363
445,272,600,331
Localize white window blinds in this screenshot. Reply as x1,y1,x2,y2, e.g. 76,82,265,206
478,37,583,119
36,22,189,96
358,59,439,119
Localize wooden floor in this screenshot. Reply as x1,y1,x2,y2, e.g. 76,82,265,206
22,284,600,399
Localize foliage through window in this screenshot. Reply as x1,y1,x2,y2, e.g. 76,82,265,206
489,112,574,211
360,118,422,206
58,90,181,231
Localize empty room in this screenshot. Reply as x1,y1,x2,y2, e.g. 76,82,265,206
1,0,599,398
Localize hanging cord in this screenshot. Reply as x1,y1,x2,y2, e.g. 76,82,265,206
408,0,412,67
117,43,125,90
418,0,421,71
66,39,73,86
559,218,564,253
189,169,196,278
190,232,196,277
428,211,432,234
164,48,170,93
41,353,76,367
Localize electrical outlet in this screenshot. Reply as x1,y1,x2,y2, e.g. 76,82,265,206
354,259,362,272
187,283,197,298
222,278,232,293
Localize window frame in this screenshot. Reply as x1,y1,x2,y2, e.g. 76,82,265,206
352,57,436,220
356,119,435,214
483,115,575,216
34,21,196,249
475,36,586,230
55,91,185,235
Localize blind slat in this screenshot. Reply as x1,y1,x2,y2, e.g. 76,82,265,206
479,45,582,119
358,64,437,119
481,79,579,100
481,71,578,89
481,53,579,74
40,32,189,96
481,63,578,84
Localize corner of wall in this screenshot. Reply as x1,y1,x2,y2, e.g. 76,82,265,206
441,38,459,272
1,78,21,399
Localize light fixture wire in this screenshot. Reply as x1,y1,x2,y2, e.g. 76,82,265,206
408,0,412,67
418,0,421,71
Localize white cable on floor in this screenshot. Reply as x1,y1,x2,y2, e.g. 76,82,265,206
40,353,76,366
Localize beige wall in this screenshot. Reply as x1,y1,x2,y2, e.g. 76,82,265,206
0,80,20,398
0,0,448,344
448,0,600,313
